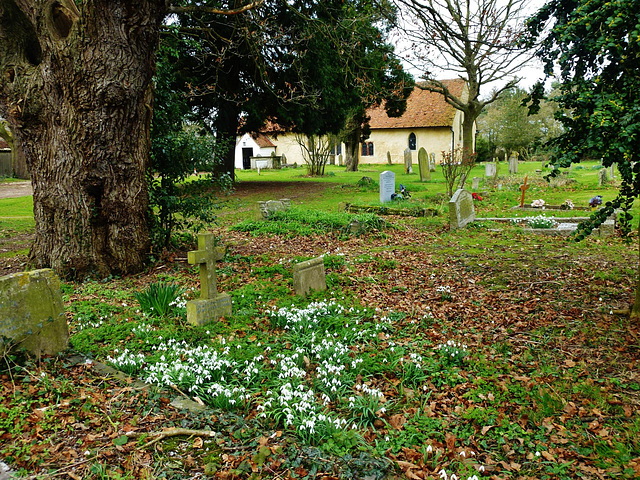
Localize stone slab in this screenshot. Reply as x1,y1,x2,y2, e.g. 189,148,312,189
293,256,327,296
0,269,68,357
186,294,232,326
418,147,430,181
449,189,476,229
258,198,291,219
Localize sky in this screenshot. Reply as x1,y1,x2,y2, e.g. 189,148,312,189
393,0,551,94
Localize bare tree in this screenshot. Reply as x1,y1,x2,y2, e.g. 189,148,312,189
395,0,533,153
295,133,333,177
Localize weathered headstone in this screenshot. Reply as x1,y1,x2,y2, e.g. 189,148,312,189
508,155,518,174
338,154,343,166
449,189,476,229
187,234,232,326
258,198,291,219
293,257,327,296
609,164,615,179
429,153,436,172
386,151,392,165
598,168,608,186
418,147,430,181
0,269,68,357
379,170,395,203
485,163,496,177
472,177,480,189
404,149,413,174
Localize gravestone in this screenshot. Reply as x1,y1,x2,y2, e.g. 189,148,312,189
386,151,392,165
187,233,232,326
338,154,343,166
258,198,291,219
379,170,395,203
472,177,480,190
280,153,287,165
404,149,413,174
418,147,430,181
609,164,615,179
429,153,436,172
598,168,608,186
293,257,327,296
449,189,476,229
508,155,518,174
485,163,496,177
0,269,68,357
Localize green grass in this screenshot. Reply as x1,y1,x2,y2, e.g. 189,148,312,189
0,196,34,233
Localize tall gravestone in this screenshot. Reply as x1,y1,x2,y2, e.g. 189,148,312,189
508,155,518,174
418,147,430,181
293,257,327,296
429,153,436,172
485,163,496,177
598,168,608,186
404,149,413,174
449,189,476,229
187,233,232,326
0,269,68,357
379,170,395,203
386,151,392,165
472,177,480,189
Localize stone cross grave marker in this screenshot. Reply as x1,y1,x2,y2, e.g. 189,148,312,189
379,170,395,203
519,175,530,207
0,269,69,357
485,163,496,177
429,153,436,172
449,189,476,229
418,147,430,181
404,148,413,174
293,256,327,296
187,233,232,326
386,151,392,165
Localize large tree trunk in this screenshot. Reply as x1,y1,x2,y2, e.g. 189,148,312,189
213,99,240,180
344,128,360,172
0,0,167,278
462,111,476,155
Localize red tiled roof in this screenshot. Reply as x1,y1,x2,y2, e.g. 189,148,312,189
252,133,275,148
368,79,465,129
0,139,9,149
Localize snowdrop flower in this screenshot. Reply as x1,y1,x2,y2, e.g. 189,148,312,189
478,466,485,472
459,451,466,457
535,451,541,457
426,445,433,453
451,475,458,480
439,470,448,480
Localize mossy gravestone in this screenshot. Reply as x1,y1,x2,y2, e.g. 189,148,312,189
418,147,430,181
293,257,326,296
449,189,476,229
0,269,68,357
187,233,232,326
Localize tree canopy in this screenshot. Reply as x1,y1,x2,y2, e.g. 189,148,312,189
395,0,532,153
527,0,640,315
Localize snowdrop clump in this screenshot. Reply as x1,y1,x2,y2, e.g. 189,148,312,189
437,339,469,366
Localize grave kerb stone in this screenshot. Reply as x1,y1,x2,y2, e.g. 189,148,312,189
449,189,476,229
293,256,327,296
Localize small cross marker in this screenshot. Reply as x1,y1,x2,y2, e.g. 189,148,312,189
186,233,231,326
519,175,530,208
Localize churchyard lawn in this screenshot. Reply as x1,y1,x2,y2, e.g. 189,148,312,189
0,162,639,479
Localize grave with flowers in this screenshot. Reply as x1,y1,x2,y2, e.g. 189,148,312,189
449,188,616,237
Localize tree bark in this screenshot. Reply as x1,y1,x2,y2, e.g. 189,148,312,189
0,0,167,278
213,99,240,180
344,128,360,172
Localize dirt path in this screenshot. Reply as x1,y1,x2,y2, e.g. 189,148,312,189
0,180,33,199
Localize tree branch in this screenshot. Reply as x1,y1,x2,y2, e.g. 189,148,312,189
169,0,264,16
